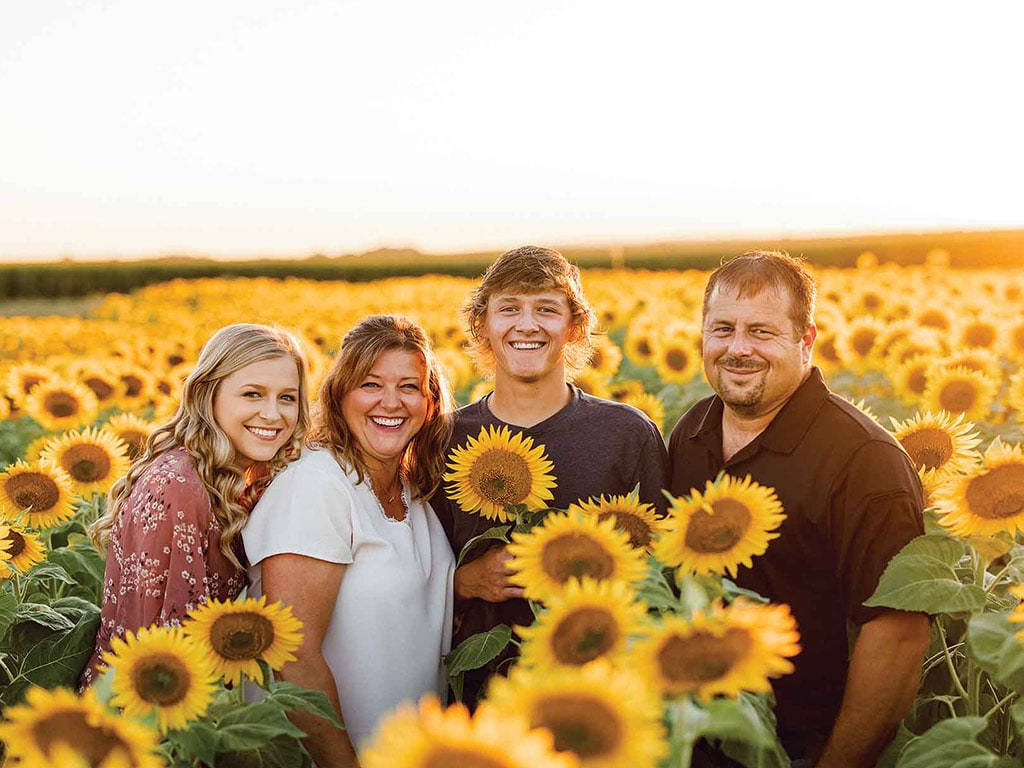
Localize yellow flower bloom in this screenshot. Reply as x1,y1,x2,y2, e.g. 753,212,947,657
507,512,648,603
889,410,982,484
487,660,666,768
40,426,130,497
517,577,648,669
183,595,303,686
934,440,1024,538
0,459,78,528
104,625,219,732
104,412,156,460
654,474,785,579
444,425,557,523
921,365,999,423
362,695,578,768
568,493,667,553
0,523,46,576
0,686,163,768
22,379,100,432
620,391,665,432
631,599,800,700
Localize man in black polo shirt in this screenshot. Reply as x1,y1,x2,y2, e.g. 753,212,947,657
668,250,928,767
433,245,669,709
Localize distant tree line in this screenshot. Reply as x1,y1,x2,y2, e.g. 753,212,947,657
0,230,1019,300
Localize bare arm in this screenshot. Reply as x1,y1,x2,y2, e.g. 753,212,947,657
453,545,525,603
816,610,930,768
262,553,359,768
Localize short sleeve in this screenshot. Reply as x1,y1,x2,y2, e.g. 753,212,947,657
827,441,925,625
634,419,670,515
242,453,356,567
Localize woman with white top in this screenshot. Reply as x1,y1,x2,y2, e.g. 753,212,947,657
242,315,455,767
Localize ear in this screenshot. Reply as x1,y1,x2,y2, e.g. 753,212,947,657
801,323,818,364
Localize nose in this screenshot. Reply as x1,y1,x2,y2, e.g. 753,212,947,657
260,398,282,421
727,330,753,356
515,307,539,332
380,385,401,409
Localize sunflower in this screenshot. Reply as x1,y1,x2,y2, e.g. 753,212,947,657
568,494,666,552
0,459,78,528
71,363,125,407
0,685,163,768
1005,369,1024,423
507,513,648,602
587,336,624,379
888,354,934,406
574,367,612,400
934,348,1003,382
444,425,557,523
434,346,474,391
811,330,842,376
0,395,9,420
956,315,1002,351
846,398,880,424
486,660,666,768
105,412,156,460
3,362,56,405
921,365,999,423
0,523,46,575
934,440,1024,538
620,391,665,432
654,474,785,579
623,321,657,367
834,316,886,373
105,361,157,410
630,600,800,700
1002,318,1024,363
361,695,577,768
40,426,131,497
518,577,648,669
608,379,645,403
183,595,303,686
653,334,702,385
104,625,219,732
22,378,100,432
889,410,982,483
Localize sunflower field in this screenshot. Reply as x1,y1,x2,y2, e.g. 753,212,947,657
1,256,1024,767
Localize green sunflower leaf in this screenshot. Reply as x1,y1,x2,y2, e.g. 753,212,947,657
864,535,986,615
444,624,512,678
966,612,1024,695
894,716,1017,767
266,679,343,728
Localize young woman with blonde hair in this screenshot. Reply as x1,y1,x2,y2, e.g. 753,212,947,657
80,322,310,688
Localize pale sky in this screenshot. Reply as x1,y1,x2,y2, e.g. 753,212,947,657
1,1,1022,261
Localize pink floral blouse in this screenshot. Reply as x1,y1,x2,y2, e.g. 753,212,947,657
80,446,246,688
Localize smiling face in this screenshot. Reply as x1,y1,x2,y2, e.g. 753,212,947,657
702,284,816,419
482,290,573,387
341,348,428,471
212,355,301,469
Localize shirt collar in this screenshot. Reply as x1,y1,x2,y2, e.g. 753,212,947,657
689,367,830,455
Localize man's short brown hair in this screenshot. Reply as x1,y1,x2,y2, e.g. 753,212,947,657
463,245,597,379
703,249,817,335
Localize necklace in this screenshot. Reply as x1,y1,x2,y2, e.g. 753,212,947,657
372,474,401,505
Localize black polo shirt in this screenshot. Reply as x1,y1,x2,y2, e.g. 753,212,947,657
668,368,924,735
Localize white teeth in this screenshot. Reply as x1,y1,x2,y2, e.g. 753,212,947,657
247,427,279,438
372,417,404,427
510,342,543,349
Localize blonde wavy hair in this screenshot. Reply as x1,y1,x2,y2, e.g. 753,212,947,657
90,323,311,570
308,315,454,498
463,245,597,380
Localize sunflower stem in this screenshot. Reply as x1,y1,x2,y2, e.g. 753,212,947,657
983,563,1015,595
983,691,1017,720
667,700,697,768
936,620,969,702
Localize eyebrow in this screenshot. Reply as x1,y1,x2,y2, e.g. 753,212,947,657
238,383,299,391
364,372,421,382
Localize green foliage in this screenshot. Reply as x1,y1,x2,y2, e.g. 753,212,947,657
866,535,987,615
968,613,1024,695
894,718,1020,767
